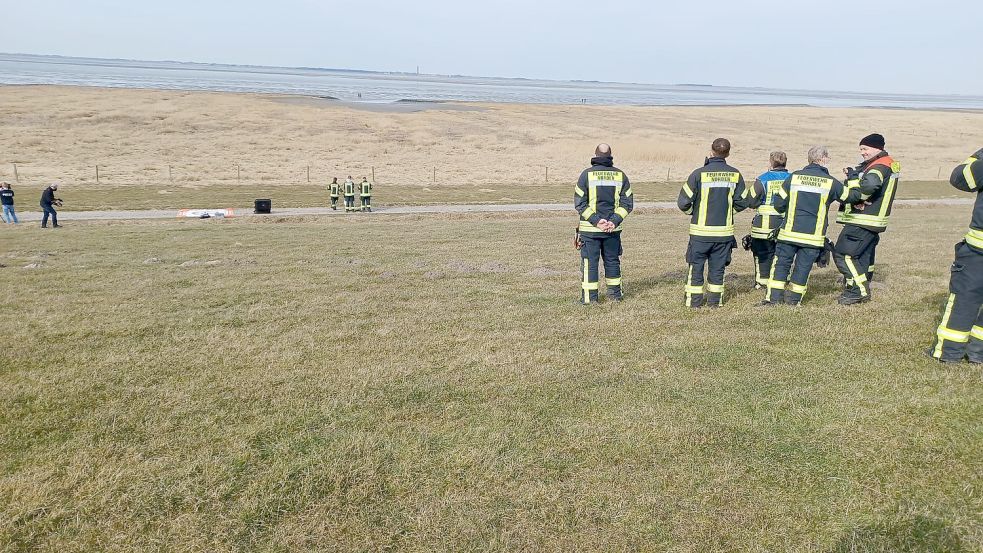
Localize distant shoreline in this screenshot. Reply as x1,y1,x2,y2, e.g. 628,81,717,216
5,83,983,115
4,52,983,110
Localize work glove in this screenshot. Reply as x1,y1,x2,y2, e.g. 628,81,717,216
741,234,752,251
574,229,583,250
767,229,779,242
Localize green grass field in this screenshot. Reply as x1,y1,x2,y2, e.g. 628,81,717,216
20,179,964,212
1,206,980,551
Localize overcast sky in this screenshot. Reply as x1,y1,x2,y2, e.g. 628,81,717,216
1,0,977,95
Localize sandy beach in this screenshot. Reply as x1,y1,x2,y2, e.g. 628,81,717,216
1,85,981,191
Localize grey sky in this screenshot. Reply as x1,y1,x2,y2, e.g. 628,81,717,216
1,0,976,95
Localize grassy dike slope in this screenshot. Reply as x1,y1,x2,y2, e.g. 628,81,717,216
1,207,980,551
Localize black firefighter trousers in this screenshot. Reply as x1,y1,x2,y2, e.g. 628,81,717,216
767,241,822,305
685,237,736,308
930,241,983,362
833,225,880,300
750,237,776,288
580,232,622,304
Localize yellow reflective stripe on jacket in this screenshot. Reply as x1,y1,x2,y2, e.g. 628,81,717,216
579,221,623,233
614,207,629,219
757,206,780,216
963,157,978,191
839,213,889,228
777,229,825,248
966,228,983,249
689,224,734,237
695,171,739,236
878,173,898,218
574,185,585,197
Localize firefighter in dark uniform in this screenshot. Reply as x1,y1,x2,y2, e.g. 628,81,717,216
329,177,340,210
833,133,901,304
574,143,633,304
761,146,861,306
359,177,372,212
928,148,983,363
678,138,751,308
343,176,356,212
745,151,790,289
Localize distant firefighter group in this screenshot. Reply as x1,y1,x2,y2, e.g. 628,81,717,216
329,176,372,212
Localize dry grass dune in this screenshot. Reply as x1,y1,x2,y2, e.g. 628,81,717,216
1,85,981,194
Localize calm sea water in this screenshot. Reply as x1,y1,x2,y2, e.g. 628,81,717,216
3,53,982,110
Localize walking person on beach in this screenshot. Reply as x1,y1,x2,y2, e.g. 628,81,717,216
574,143,633,304
0,182,17,224
39,183,62,228
359,177,372,212
329,177,340,210
343,176,356,212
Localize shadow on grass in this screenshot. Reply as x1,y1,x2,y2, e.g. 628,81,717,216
829,514,968,553
629,270,759,301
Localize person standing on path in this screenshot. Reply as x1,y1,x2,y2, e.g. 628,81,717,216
343,176,356,212
359,177,373,212
329,177,340,210
40,183,62,228
0,182,17,224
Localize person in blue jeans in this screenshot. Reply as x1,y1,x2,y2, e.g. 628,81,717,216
40,183,62,228
0,182,16,224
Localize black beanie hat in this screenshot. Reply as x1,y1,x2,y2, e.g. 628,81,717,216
860,133,885,150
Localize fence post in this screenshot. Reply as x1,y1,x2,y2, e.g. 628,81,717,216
237,164,240,184
12,163,18,182
168,165,173,183
545,166,549,183
666,167,671,182
371,166,375,182
937,167,942,179
307,165,310,183
433,167,436,184
96,165,100,183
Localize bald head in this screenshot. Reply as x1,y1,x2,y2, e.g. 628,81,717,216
595,143,612,157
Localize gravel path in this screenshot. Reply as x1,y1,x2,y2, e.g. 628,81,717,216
7,198,973,222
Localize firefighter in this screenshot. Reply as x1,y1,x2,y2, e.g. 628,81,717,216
329,177,340,210
760,146,861,306
359,177,372,212
745,151,791,289
927,148,983,363
343,176,356,212
678,138,751,308
574,143,633,304
832,133,901,304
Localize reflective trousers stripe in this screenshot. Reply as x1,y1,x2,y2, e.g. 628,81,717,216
844,256,869,297
606,277,622,287
788,282,808,294
689,225,734,237
973,326,983,340
933,294,968,358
